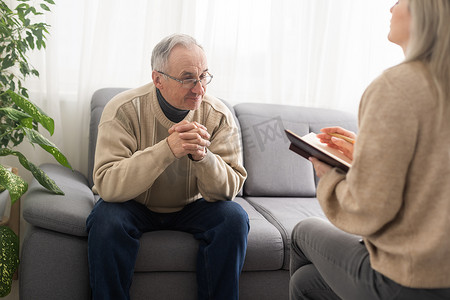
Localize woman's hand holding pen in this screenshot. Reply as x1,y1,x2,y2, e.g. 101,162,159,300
309,126,356,178
317,126,356,160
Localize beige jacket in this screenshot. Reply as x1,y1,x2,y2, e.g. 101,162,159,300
92,83,246,213
317,62,450,288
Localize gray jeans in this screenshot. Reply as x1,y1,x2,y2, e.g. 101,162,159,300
289,217,450,300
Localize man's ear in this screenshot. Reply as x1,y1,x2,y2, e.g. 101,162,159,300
152,70,163,89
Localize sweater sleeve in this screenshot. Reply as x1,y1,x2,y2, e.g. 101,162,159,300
317,72,419,236
93,118,177,202
191,112,247,202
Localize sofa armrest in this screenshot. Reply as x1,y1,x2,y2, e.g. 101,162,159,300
23,163,95,237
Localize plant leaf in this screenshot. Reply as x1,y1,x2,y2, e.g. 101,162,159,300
1,57,14,70
0,165,27,204
39,3,50,11
0,226,19,297
0,107,33,128
28,161,64,194
25,33,34,50
0,149,15,158
0,150,64,195
39,144,72,169
5,90,54,135
23,128,72,169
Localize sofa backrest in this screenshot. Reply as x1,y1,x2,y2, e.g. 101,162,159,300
234,103,357,197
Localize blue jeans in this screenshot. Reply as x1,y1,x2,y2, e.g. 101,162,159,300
289,217,450,300
86,198,249,300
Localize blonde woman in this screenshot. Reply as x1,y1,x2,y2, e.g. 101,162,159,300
290,1,450,299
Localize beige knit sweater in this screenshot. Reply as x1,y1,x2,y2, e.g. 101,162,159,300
317,61,450,288
92,83,247,213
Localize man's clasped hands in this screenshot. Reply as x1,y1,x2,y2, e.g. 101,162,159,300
167,120,211,161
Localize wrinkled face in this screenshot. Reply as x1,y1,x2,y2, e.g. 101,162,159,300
152,44,208,111
388,0,411,52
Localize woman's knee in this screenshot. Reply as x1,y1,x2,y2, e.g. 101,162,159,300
291,217,329,244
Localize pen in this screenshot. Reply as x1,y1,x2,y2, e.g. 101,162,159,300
328,133,355,144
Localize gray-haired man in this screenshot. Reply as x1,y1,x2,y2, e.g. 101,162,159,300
87,34,249,300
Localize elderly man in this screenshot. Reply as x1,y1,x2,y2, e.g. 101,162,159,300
86,34,249,300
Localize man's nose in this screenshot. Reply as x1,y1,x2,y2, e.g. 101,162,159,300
191,80,205,94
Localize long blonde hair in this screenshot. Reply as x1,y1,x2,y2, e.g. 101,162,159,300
405,0,450,101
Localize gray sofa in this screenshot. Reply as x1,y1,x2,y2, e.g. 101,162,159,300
20,88,357,300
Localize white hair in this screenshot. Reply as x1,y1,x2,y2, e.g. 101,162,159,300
151,34,204,72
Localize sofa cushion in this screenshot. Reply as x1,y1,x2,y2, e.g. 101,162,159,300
234,103,357,197
244,196,327,269
236,197,284,271
23,163,95,237
134,197,284,272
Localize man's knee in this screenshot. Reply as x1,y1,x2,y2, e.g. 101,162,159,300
223,201,249,234
86,200,131,237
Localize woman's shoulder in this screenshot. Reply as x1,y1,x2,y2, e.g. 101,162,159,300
366,61,431,96
382,61,430,86
361,61,437,115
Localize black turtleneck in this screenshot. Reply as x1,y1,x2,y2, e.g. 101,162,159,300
156,88,189,123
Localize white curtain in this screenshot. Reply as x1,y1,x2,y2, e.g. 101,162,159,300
5,0,404,181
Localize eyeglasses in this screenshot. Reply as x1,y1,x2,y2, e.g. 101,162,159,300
157,71,213,89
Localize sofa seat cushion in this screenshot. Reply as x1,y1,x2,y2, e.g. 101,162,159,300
244,197,328,269
23,163,95,237
134,197,284,272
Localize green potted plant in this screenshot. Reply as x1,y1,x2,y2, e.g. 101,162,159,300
0,0,71,296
